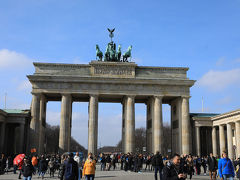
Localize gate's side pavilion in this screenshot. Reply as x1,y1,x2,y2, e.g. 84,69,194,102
27,61,195,155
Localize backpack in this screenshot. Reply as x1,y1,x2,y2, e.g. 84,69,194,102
64,161,73,180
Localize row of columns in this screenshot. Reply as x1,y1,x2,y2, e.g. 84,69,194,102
0,122,25,154
30,93,191,156
212,121,240,159
196,121,240,159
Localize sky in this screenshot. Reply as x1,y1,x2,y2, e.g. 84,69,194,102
0,0,240,148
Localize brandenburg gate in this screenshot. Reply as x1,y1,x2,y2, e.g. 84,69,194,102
27,29,195,155
28,61,195,155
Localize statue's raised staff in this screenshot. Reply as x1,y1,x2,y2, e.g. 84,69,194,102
96,45,103,61
108,28,115,42
123,45,132,62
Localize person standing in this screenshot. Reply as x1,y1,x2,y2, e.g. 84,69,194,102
61,153,79,180
207,153,218,180
74,152,82,180
152,151,164,180
218,151,235,180
22,157,34,180
162,153,187,180
82,153,96,180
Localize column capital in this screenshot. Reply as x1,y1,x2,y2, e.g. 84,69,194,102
126,95,136,98
123,95,136,101
227,122,234,126
181,95,191,99
89,94,99,98
31,92,40,97
61,93,72,97
153,95,164,100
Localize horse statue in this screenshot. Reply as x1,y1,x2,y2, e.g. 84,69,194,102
122,45,132,62
116,45,121,62
104,44,110,61
109,44,116,61
104,42,117,61
96,45,103,61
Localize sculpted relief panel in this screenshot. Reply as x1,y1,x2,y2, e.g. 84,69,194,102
90,61,136,78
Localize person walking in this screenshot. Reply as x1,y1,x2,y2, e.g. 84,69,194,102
38,155,48,179
100,153,106,171
195,156,201,175
186,155,194,179
61,153,79,180
152,151,164,180
218,151,235,180
207,153,218,180
162,153,187,180
22,157,34,180
31,156,38,173
82,153,96,180
48,158,55,177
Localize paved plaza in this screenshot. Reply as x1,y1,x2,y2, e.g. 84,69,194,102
0,171,212,180
1,166,239,180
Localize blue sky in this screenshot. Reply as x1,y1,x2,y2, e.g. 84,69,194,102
0,0,240,148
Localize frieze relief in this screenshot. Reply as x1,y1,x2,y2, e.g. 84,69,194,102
33,82,189,94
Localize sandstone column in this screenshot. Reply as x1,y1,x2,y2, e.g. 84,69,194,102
0,122,6,153
152,96,163,154
122,100,126,153
227,123,233,160
88,94,98,156
146,98,153,154
19,123,25,153
235,121,240,158
212,126,217,156
68,100,72,152
181,96,190,154
124,95,135,153
59,94,71,153
219,124,226,154
195,126,201,156
39,94,47,155
30,93,40,151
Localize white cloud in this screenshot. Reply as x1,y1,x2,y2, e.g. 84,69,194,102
0,49,32,69
197,68,240,91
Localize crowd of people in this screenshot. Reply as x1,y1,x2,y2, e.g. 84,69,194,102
0,151,240,180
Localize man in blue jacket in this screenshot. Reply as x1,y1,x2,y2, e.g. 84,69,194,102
218,151,235,180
